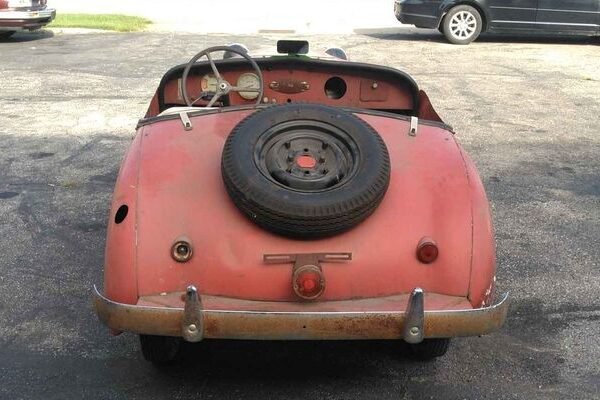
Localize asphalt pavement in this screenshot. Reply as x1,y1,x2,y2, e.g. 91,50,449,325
0,30,599,399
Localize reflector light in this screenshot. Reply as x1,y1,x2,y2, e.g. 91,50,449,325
292,265,325,300
417,237,438,264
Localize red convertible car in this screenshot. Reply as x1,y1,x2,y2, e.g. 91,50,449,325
93,40,508,364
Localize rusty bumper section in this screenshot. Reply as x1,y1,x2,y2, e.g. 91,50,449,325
93,286,509,342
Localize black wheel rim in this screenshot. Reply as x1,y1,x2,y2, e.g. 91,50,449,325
254,120,360,192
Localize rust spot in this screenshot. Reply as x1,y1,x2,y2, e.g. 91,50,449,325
94,288,509,341
203,317,219,337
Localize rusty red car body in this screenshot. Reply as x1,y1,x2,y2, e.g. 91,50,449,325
93,41,508,362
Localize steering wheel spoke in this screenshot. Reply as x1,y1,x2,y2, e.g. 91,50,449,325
206,93,222,108
189,91,217,106
181,46,264,108
205,52,222,80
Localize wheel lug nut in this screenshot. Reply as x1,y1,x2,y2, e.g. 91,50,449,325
287,155,294,162
284,141,291,148
322,143,328,149
319,157,325,163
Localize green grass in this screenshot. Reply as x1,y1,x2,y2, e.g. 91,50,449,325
49,14,152,32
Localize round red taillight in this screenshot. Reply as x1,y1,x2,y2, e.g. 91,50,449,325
292,265,325,300
417,237,438,264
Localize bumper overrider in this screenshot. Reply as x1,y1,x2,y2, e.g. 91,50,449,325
93,286,509,343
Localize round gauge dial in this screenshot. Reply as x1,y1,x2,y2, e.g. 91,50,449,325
200,74,218,93
236,73,261,100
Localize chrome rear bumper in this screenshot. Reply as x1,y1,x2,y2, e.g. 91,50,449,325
93,286,509,342
0,8,55,30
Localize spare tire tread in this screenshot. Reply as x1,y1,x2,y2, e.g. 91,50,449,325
223,172,386,224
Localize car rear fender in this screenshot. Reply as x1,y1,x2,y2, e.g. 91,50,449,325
458,147,496,308
103,128,144,305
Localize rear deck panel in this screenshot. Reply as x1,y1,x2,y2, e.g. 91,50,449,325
119,110,474,301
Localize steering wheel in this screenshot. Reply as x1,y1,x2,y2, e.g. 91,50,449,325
181,46,264,107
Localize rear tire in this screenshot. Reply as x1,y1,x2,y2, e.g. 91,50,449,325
139,335,182,365
0,31,16,40
442,6,482,45
406,338,450,360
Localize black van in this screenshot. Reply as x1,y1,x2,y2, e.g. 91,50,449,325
394,0,600,44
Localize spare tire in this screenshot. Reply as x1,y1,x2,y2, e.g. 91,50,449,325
221,104,390,238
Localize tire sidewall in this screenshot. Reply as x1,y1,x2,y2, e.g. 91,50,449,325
442,5,482,45
139,335,182,364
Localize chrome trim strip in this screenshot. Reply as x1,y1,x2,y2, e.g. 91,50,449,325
137,106,453,133
538,8,600,14
490,6,599,14
492,20,598,27
490,6,536,11
400,12,438,19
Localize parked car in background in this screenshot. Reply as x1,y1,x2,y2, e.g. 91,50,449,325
394,0,600,44
0,0,56,39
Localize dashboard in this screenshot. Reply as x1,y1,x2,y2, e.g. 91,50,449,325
146,57,420,118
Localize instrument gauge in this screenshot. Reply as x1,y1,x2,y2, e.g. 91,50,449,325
200,74,218,93
236,73,261,100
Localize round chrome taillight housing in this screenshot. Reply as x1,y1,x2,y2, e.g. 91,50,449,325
292,264,325,300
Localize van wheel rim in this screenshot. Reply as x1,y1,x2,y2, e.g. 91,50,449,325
449,11,477,39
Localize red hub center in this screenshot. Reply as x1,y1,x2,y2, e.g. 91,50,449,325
296,155,317,169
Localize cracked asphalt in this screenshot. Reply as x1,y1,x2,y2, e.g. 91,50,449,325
0,30,599,399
